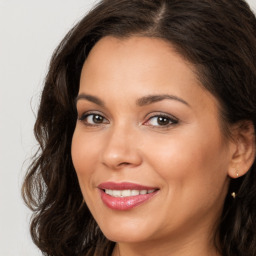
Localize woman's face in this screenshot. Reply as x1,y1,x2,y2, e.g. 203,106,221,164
72,36,233,246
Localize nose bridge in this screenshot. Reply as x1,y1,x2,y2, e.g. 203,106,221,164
101,121,142,169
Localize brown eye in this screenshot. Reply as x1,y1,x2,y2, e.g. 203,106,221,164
79,113,109,125
145,114,178,127
156,116,170,126
92,115,104,123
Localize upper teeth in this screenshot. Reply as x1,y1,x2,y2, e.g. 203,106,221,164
104,189,155,197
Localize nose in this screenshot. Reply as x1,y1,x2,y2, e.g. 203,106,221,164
101,125,142,170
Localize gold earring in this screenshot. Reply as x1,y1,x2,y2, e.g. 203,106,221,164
231,170,239,199
231,192,236,199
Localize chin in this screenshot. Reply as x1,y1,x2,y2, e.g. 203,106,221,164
98,219,154,243
103,230,148,244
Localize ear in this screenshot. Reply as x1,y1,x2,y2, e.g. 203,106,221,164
228,120,255,178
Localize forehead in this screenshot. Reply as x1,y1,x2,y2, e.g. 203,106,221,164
80,36,216,106
81,36,200,92
83,36,194,74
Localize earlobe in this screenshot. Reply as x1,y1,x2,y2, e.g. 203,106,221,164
227,120,255,178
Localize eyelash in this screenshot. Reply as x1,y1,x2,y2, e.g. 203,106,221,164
78,112,178,128
143,113,178,128
78,112,109,127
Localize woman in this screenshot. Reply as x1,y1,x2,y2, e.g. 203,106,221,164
22,0,256,255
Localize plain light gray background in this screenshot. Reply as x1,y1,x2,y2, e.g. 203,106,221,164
0,0,255,255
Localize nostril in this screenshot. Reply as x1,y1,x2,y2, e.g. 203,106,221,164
118,162,130,166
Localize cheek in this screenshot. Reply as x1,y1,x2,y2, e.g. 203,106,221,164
71,129,101,215
71,128,97,190
145,131,229,226
142,126,229,193
71,130,84,175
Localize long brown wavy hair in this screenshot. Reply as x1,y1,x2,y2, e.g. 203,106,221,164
22,0,256,255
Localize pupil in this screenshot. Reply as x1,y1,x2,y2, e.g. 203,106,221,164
93,115,103,123
157,117,169,125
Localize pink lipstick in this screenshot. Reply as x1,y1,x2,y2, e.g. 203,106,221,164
98,182,159,210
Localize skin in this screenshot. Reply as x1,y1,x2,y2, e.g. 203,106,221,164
71,36,242,256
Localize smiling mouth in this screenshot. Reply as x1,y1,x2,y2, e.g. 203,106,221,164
104,189,156,197
98,182,159,210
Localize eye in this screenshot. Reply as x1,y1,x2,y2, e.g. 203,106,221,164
144,114,178,127
78,113,109,126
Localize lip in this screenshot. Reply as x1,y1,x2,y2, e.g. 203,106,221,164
98,182,158,190
98,182,159,211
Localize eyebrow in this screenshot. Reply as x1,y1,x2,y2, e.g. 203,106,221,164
75,93,190,107
136,94,190,107
76,94,105,107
